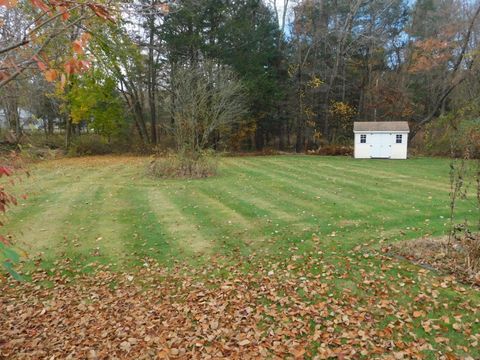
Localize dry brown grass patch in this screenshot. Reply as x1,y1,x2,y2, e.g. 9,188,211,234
390,235,480,286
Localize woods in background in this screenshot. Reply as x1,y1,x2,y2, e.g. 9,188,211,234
1,0,480,155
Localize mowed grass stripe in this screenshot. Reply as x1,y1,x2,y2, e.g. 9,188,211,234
6,155,474,268
225,157,462,247
243,157,453,221
161,186,261,256
199,165,296,221
115,185,174,264
8,166,114,257
62,185,130,266
312,157,451,191
221,162,331,229
227,158,374,215
249,156,448,206
148,187,211,255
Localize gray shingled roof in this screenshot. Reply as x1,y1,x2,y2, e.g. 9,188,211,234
354,121,409,132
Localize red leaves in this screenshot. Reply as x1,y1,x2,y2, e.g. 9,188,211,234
0,235,9,245
58,5,70,21
1,1,111,90
0,166,12,177
30,0,50,13
36,60,47,72
87,3,114,22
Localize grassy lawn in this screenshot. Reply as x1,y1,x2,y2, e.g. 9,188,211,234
4,155,475,266
1,155,479,358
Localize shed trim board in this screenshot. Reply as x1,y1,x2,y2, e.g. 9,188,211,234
353,121,410,160
353,130,410,133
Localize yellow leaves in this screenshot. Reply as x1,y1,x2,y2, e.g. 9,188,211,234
304,106,316,119
308,75,324,89
288,63,299,78
329,101,356,118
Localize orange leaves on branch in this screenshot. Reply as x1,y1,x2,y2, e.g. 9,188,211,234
64,58,91,75
157,3,170,15
80,32,92,43
87,3,114,22
72,32,91,55
1,0,111,89
409,38,452,73
58,5,70,21
44,69,58,82
30,0,50,13
35,58,47,72
72,40,84,55
0,0,18,8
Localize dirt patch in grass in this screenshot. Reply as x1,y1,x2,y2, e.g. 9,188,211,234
337,219,362,227
389,235,480,287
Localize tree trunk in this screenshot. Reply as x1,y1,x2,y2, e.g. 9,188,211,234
65,116,72,149
147,13,158,145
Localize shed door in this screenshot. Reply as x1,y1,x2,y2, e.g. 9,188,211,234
370,133,392,158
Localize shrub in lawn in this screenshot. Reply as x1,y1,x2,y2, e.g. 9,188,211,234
315,145,353,156
446,117,480,280
148,151,218,179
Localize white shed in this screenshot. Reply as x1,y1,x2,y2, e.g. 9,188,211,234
353,121,410,159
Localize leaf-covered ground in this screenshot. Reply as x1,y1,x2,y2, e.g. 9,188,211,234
1,251,479,359
1,156,479,358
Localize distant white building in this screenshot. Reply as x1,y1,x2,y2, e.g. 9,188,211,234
353,121,410,159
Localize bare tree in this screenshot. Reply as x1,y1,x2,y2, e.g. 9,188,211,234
166,61,247,156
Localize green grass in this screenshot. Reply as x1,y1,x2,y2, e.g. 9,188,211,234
2,155,479,357
3,155,476,267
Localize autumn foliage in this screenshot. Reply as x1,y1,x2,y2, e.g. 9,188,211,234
1,251,479,358
0,0,112,88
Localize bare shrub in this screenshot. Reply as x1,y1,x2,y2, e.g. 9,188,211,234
165,61,247,155
153,61,246,178
447,120,480,277
148,151,218,179
314,145,353,156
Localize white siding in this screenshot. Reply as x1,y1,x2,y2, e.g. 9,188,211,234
354,133,370,158
354,132,408,159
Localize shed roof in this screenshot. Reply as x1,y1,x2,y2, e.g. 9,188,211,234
353,121,410,132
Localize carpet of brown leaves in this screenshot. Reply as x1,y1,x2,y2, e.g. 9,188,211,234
1,252,479,359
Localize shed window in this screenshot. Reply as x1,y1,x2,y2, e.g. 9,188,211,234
396,134,403,144
360,134,367,143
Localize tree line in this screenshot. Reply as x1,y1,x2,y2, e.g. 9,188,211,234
1,0,480,153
